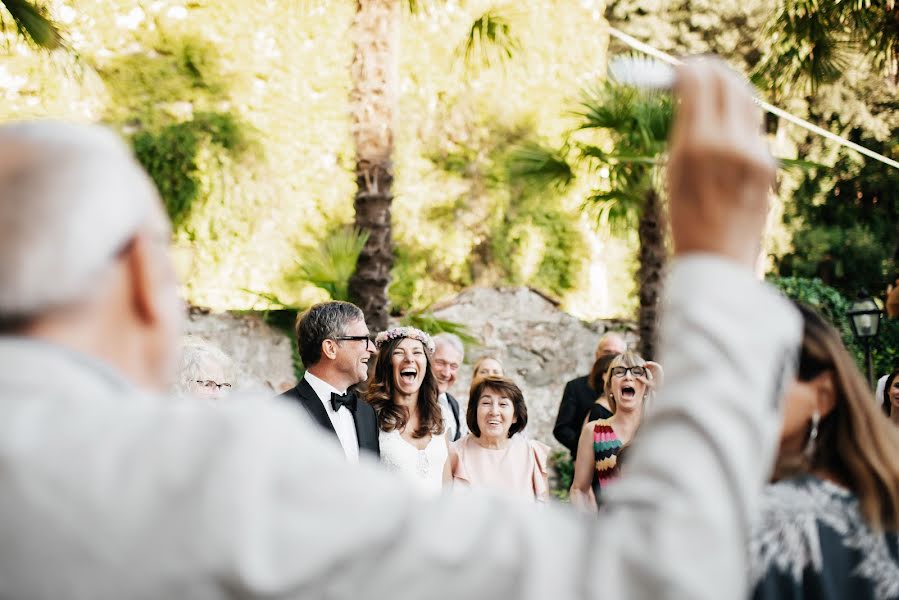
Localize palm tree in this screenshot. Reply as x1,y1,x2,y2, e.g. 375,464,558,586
576,83,671,360
347,2,520,331
755,0,899,93
1,0,63,49
512,81,672,359
346,0,398,332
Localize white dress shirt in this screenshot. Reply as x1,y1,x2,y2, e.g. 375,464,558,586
0,256,801,599
438,392,460,440
875,374,888,405
303,371,360,464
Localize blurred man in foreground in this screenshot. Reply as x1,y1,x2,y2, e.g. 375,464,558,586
0,60,798,599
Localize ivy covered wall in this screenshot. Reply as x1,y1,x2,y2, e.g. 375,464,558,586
1,0,636,318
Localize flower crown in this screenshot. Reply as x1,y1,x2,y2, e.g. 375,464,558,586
374,326,435,354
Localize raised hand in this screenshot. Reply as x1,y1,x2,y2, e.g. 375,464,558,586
667,58,776,271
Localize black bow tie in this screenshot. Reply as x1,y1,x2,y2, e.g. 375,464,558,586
330,391,357,413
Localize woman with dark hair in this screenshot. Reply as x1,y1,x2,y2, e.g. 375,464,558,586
450,376,550,503
585,352,619,421
366,326,451,497
883,368,899,425
569,352,659,511
749,304,899,599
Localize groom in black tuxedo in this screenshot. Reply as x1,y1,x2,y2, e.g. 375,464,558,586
278,301,379,460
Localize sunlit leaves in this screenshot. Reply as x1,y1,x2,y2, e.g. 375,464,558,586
289,228,370,302
458,8,520,70
506,142,574,190
1,0,64,49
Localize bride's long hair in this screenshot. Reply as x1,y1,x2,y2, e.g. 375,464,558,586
365,335,444,439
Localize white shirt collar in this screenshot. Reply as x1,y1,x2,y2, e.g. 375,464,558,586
303,370,346,405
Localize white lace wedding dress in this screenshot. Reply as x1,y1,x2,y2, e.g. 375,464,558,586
379,429,448,497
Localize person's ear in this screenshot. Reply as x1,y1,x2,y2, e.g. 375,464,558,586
123,233,160,326
812,371,837,416
321,339,339,361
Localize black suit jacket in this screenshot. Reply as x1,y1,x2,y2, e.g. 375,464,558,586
445,392,462,442
278,379,380,458
552,375,609,459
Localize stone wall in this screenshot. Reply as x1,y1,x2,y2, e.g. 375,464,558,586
429,287,636,451
186,287,636,453
184,308,297,395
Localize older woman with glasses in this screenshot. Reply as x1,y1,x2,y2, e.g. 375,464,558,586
450,376,550,503
569,352,660,511
176,337,233,401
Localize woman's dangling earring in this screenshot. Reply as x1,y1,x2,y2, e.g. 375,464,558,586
803,410,820,462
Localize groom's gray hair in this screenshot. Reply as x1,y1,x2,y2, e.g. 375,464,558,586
0,121,163,325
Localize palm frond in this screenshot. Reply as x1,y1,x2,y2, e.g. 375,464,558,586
754,0,854,93
458,8,520,70
582,189,643,235
777,157,831,171
1,0,63,49
506,142,574,190
289,228,369,302
576,83,639,131
400,311,479,345
579,147,662,166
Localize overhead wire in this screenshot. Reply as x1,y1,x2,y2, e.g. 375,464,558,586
608,27,899,170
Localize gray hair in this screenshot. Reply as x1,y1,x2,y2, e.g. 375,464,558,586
296,301,365,367
175,338,233,396
0,121,162,325
433,333,464,360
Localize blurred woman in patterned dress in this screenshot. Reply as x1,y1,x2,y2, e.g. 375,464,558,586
748,304,899,599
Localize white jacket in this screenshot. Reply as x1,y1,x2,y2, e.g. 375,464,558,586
0,256,800,599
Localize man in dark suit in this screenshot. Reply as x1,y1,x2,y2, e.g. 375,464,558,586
278,301,380,460
553,332,626,459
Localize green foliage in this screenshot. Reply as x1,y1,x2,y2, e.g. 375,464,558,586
769,275,899,380
754,0,898,94
132,112,247,230
492,203,588,297
549,449,573,502
288,228,369,303
399,311,478,345
775,132,899,299
507,142,574,190
575,82,673,224
769,276,857,344
874,319,899,380
458,8,521,70
5,1,614,315
1,0,63,49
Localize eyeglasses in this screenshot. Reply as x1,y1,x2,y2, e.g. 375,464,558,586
610,366,646,378
195,380,232,391
333,335,374,349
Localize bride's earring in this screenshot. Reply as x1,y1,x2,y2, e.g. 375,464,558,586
803,410,820,462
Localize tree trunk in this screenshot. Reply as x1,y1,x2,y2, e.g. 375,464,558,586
347,0,398,332
636,188,667,360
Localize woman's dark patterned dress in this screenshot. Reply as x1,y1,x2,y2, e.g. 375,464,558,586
749,475,899,600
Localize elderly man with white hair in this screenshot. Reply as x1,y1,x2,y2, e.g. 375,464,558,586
0,59,801,600
177,337,234,400
432,332,467,441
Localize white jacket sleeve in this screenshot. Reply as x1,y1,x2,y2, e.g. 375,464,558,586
205,256,800,600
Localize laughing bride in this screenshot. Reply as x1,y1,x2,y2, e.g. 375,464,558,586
365,326,452,496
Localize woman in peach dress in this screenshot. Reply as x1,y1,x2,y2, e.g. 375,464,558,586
450,376,549,503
